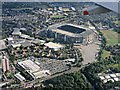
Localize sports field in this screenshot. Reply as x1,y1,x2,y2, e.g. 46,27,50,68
50,15,66,19
11,8,33,11
101,30,119,46
58,25,86,34
101,50,111,59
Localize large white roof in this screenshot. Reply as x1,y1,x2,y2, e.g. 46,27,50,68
14,72,26,81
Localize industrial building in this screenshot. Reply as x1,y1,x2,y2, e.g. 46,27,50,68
17,60,50,79
45,23,96,44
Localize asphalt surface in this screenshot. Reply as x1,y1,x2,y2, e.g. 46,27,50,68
80,43,100,65
0,40,7,50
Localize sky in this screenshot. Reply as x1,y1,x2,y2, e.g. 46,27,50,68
0,0,119,2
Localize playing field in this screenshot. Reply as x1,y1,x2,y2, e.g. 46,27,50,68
101,30,119,46
112,21,120,27
50,15,66,19
101,50,111,59
58,25,86,34
11,8,33,11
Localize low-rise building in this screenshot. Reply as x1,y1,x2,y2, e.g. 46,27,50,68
12,28,21,35
99,76,105,80
20,34,30,39
14,72,26,81
17,60,50,79
2,56,10,73
6,37,13,41
11,44,21,48
44,42,64,51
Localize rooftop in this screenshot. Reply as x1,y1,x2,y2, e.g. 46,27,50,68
14,72,26,81
12,28,21,35
44,42,64,51
18,60,40,73
48,23,93,37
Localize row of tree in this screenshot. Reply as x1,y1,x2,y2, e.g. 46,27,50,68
43,71,92,89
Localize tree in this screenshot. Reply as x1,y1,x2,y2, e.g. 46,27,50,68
6,70,10,73
76,62,81,67
10,74,14,79
48,84,53,88
20,45,24,49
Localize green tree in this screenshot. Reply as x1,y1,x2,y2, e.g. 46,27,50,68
48,84,53,88
10,74,14,79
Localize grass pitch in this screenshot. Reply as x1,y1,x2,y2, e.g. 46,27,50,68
101,30,119,46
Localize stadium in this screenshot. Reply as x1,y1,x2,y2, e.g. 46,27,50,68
46,23,96,44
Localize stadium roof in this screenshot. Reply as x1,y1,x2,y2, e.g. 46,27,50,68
48,23,94,37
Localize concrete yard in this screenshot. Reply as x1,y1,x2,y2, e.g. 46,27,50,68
0,40,7,50
79,42,100,65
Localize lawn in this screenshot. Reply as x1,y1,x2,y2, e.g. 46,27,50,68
101,50,111,59
50,15,66,19
0,36,2,39
112,64,120,72
11,8,33,11
101,30,119,46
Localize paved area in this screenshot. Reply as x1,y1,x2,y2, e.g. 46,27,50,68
78,42,100,65
0,40,7,50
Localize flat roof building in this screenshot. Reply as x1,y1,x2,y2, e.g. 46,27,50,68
17,60,50,79
12,28,21,35
44,42,64,51
114,77,119,81
108,79,114,82
2,56,10,73
105,75,111,79
110,74,116,78
11,44,21,48
99,76,105,80
14,72,26,81
20,34,30,39
6,37,13,41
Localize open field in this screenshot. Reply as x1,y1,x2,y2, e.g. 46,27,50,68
101,30,119,46
77,42,100,65
50,15,66,19
63,8,72,12
11,8,33,11
112,21,120,25
101,50,111,59
112,21,120,24
112,64,120,72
